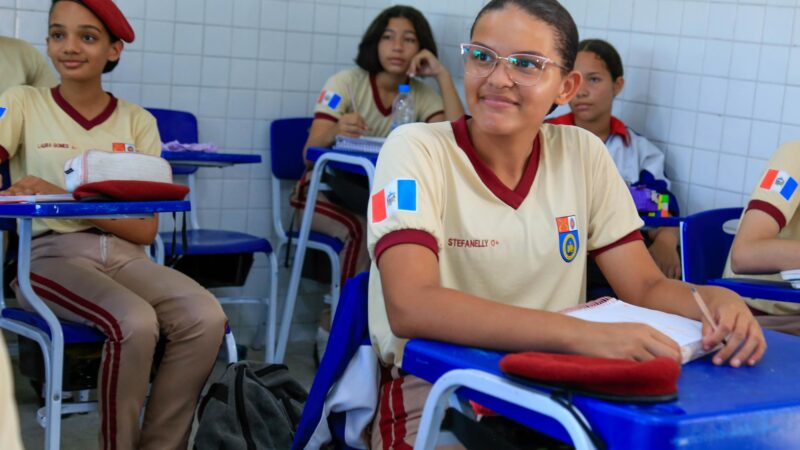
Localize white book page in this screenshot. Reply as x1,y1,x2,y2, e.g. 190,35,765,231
0,194,76,203
564,298,709,363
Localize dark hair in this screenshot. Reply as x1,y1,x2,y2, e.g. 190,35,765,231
355,5,437,74
578,39,623,80
49,0,121,73
470,0,579,72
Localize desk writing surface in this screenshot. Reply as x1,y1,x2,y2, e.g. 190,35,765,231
403,330,800,449
0,201,190,218
708,278,800,304
161,150,261,165
306,147,378,174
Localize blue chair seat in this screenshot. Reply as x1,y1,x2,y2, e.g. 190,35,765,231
288,230,345,254
171,165,198,175
2,308,106,343
160,229,273,255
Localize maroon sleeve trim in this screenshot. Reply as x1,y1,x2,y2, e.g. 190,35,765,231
589,230,644,259
747,199,787,230
424,110,445,123
375,229,439,264
0,145,8,162
314,112,339,123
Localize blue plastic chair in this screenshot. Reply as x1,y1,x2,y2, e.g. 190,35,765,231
293,272,375,450
680,207,743,284
147,107,279,362
270,117,344,362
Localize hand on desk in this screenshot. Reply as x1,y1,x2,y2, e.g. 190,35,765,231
338,112,368,137
575,321,682,363
0,176,67,196
700,287,767,367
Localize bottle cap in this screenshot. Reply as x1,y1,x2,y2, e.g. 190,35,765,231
398,84,410,93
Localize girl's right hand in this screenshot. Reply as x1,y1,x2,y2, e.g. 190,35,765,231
338,112,368,137
576,321,682,363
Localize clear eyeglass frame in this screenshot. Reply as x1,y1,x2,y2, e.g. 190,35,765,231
459,43,567,86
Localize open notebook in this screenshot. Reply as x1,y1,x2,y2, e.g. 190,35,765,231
0,194,75,204
332,135,386,154
562,297,713,364
780,270,800,289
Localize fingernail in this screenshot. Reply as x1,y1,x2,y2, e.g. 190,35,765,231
713,357,722,365
732,359,741,367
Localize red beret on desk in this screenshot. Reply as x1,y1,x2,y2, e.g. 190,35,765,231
77,0,135,43
499,352,681,402
73,180,189,201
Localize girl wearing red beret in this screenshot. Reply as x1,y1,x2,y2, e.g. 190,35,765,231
0,1,226,449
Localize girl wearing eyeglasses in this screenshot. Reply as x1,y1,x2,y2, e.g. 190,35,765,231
367,0,765,446
548,39,682,287
291,5,464,362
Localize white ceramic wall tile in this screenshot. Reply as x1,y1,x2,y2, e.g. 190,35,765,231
780,124,800,144
285,32,313,62
117,0,146,20
173,23,203,54
627,33,654,69
204,0,233,26
698,77,727,115
204,26,233,57
201,56,230,87
0,8,14,36
752,83,785,123
259,30,286,60
584,0,609,29
702,40,732,78
175,0,204,24
714,189,744,208
15,10,46,42
233,0,262,29
729,43,760,81
688,185,716,214
170,86,199,112
762,7,794,45
781,86,800,125
652,36,679,72
744,158,769,196
724,80,755,118
673,74,701,109
338,6,364,36
656,1,683,35
287,2,314,32
171,54,202,85
648,71,675,105
676,38,705,74
720,117,751,156
631,0,657,33
690,149,719,188
146,0,175,21
680,1,708,37
231,28,259,59
669,110,696,147
715,154,747,192
230,59,258,89
734,5,765,43
749,121,781,159
758,46,789,84
707,3,736,40
665,145,693,183
227,89,257,119
693,113,723,151
142,52,173,84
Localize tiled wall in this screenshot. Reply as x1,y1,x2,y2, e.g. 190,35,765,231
3,0,798,341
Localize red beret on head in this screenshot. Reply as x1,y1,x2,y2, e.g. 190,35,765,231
78,0,135,43
499,352,681,402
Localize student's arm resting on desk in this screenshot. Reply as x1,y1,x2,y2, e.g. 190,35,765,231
647,226,681,279
731,208,800,273
596,240,766,367
0,175,158,244
377,243,682,362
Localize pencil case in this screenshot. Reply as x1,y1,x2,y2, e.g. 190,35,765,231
64,150,173,192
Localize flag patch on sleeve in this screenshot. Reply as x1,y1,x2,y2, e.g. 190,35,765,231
760,169,798,201
371,179,417,223
0,107,6,119
317,90,341,110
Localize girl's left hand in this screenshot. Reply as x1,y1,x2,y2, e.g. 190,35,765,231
407,49,446,78
702,288,767,367
0,176,68,196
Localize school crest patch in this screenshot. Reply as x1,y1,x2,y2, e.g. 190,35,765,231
556,215,579,263
112,143,137,153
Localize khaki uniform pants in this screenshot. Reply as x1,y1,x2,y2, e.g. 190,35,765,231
17,231,226,450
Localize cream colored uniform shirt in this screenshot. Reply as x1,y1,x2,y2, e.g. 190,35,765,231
367,117,644,367
313,68,444,138
0,36,57,94
723,141,800,315
0,86,162,236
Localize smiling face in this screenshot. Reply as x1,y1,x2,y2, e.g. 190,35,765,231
465,5,579,137
377,17,420,75
570,50,623,123
47,1,122,82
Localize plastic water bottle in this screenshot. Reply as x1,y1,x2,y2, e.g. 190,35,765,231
391,84,415,129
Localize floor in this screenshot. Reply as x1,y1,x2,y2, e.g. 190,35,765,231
11,282,325,450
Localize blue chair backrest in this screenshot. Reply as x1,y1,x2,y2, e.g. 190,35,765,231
681,207,743,284
146,108,199,175
270,117,313,181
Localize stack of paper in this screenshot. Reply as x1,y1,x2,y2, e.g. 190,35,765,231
333,135,386,154
0,194,75,204
780,270,800,289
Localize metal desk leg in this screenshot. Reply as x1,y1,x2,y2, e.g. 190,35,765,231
17,219,65,450
275,153,375,363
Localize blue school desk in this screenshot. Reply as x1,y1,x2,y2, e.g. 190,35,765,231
404,330,800,450
0,200,190,450
277,146,376,361
161,150,261,167
707,278,800,304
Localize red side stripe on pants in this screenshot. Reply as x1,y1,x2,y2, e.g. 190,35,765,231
31,273,122,450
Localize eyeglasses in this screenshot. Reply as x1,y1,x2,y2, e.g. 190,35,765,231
460,43,567,86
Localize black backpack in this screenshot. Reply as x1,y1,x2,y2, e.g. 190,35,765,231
194,362,308,450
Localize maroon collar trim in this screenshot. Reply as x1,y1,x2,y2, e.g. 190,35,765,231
547,112,631,147
369,73,393,117
451,115,540,210
51,86,118,131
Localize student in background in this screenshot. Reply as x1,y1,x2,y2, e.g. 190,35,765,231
368,0,765,445
0,35,58,94
726,142,800,335
0,1,226,448
548,39,681,290
291,5,464,360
